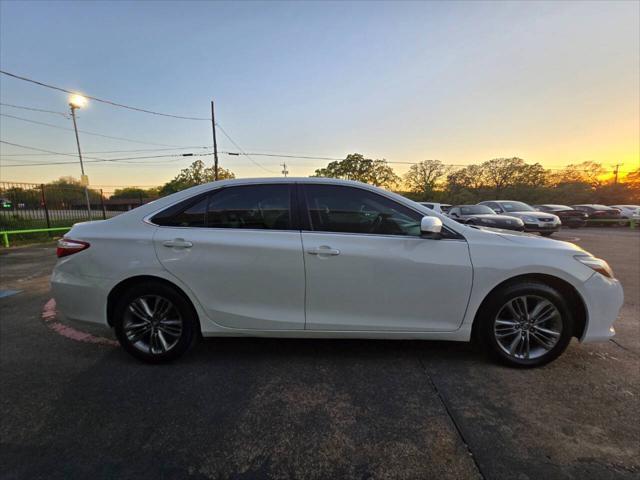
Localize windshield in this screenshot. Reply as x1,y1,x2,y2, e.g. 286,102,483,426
499,201,535,212
461,205,494,215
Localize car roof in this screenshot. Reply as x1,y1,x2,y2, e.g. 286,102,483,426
108,177,468,236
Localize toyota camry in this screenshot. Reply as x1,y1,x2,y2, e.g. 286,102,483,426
51,178,623,367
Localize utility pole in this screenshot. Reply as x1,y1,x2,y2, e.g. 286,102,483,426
281,162,289,177
613,163,623,185
211,100,219,181
69,96,91,219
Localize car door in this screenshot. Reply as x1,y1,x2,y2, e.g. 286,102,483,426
300,184,473,332
152,183,305,330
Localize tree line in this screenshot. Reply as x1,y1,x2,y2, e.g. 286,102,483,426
312,154,640,205
2,156,638,207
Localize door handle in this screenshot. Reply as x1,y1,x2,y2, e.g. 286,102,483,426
306,246,340,256
163,238,193,249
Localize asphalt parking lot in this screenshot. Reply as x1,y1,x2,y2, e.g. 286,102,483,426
1,228,638,479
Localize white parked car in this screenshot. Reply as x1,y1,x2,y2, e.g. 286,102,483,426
417,202,452,214
610,205,640,220
479,200,561,236
51,178,623,367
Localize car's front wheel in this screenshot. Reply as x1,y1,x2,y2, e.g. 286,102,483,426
113,282,199,363
477,281,573,367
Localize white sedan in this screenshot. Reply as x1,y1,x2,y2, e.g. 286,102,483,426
610,205,640,220
51,178,623,367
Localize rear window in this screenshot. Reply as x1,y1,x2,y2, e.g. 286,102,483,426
151,195,209,227
461,205,494,215
500,201,535,212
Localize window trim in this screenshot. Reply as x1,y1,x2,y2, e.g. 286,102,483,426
145,182,465,240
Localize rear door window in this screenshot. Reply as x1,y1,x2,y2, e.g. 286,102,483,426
207,184,292,230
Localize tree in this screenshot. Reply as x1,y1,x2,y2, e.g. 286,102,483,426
444,164,489,204
550,161,606,188
403,160,450,199
447,164,486,190
313,153,399,188
480,157,547,196
110,187,159,200
159,160,235,195
623,168,640,189
43,176,102,205
621,168,640,203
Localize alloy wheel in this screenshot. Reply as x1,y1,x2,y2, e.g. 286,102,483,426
123,295,183,355
493,295,562,360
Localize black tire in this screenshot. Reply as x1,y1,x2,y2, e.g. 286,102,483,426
113,281,199,363
540,232,554,237
476,281,573,368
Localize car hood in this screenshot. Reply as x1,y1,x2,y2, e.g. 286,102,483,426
467,214,522,222
496,230,584,252
464,225,584,252
505,211,557,220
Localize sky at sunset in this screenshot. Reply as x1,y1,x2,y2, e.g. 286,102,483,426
0,1,638,189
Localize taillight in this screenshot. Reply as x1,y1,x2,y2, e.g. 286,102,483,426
56,238,90,258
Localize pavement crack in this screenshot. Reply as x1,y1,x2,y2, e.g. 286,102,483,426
609,338,639,358
417,357,486,480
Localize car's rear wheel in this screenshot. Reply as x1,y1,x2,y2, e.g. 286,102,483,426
477,281,573,367
113,282,199,363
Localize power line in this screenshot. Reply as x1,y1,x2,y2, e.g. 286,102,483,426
215,123,279,174
0,146,211,157
0,112,195,148
0,102,68,117
0,70,210,121
2,138,633,173
0,140,208,166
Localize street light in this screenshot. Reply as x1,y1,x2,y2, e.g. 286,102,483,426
69,94,88,109
68,94,91,219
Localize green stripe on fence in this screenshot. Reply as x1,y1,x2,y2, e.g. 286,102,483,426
1,226,71,248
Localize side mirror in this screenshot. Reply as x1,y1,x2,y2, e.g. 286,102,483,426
420,216,443,239
493,208,503,214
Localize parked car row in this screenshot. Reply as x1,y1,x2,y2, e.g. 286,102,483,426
420,200,639,236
